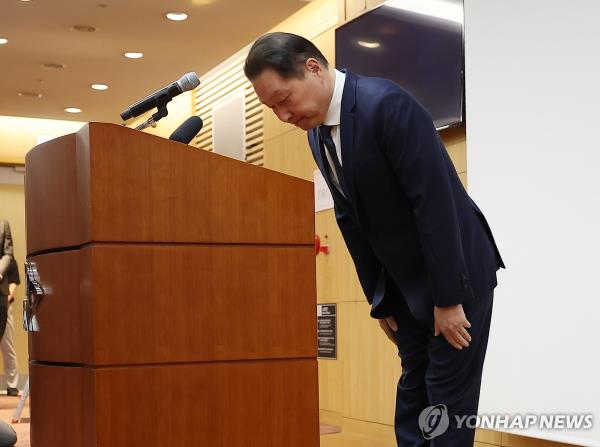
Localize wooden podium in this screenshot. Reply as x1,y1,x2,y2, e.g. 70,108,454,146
24,123,319,446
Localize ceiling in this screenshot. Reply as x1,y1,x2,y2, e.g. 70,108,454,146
0,0,310,123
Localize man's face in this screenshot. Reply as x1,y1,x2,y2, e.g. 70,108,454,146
251,59,332,131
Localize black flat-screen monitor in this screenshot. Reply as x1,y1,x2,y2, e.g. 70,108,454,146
335,0,464,129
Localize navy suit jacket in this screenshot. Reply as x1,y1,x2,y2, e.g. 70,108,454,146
308,71,505,323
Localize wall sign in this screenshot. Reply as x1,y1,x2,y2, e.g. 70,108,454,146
317,304,336,359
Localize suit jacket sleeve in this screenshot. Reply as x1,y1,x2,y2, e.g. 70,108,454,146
377,93,472,307
335,204,401,318
0,220,14,279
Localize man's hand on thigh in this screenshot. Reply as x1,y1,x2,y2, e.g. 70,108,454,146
434,304,472,350
378,316,399,345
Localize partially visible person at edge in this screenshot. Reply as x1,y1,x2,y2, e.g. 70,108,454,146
0,220,13,350
244,32,505,447
3,257,19,397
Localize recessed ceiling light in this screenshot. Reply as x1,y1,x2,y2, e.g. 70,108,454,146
358,41,380,49
91,83,109,91
42,62,66,70
123,52,143,59
0,38,8,45
65,107,82,113
165,12,188,21
72,25,97,33
18,92,42,98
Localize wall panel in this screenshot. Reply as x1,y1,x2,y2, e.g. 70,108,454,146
345,0,366,20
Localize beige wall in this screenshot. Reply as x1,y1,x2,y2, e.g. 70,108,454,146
0,115,86,164
0,91,193,165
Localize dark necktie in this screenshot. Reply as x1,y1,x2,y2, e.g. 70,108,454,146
318,125,348,197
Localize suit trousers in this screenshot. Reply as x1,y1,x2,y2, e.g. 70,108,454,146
0,295,6,342
1,303,18,389
393,289,494,447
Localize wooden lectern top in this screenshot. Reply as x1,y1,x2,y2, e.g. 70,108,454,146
25,122,314,255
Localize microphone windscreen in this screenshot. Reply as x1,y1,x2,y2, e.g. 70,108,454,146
169,116,203,144
177,72,201,92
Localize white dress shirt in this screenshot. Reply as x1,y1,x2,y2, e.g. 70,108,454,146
321,69,346,196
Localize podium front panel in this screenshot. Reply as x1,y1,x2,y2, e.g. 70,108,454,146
28,244,317,365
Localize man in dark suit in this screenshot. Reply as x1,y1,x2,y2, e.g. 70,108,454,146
245,32,504,446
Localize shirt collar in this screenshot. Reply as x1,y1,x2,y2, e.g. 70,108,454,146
323,69,346,127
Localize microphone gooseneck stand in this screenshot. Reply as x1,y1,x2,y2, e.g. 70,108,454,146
132,93,171,131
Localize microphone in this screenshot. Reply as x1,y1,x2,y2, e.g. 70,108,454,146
169,116,203,144
120,72,200,121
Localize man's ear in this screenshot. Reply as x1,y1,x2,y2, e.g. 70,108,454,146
305,58,321,75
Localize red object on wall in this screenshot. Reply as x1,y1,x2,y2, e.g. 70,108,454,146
314,235,330,255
